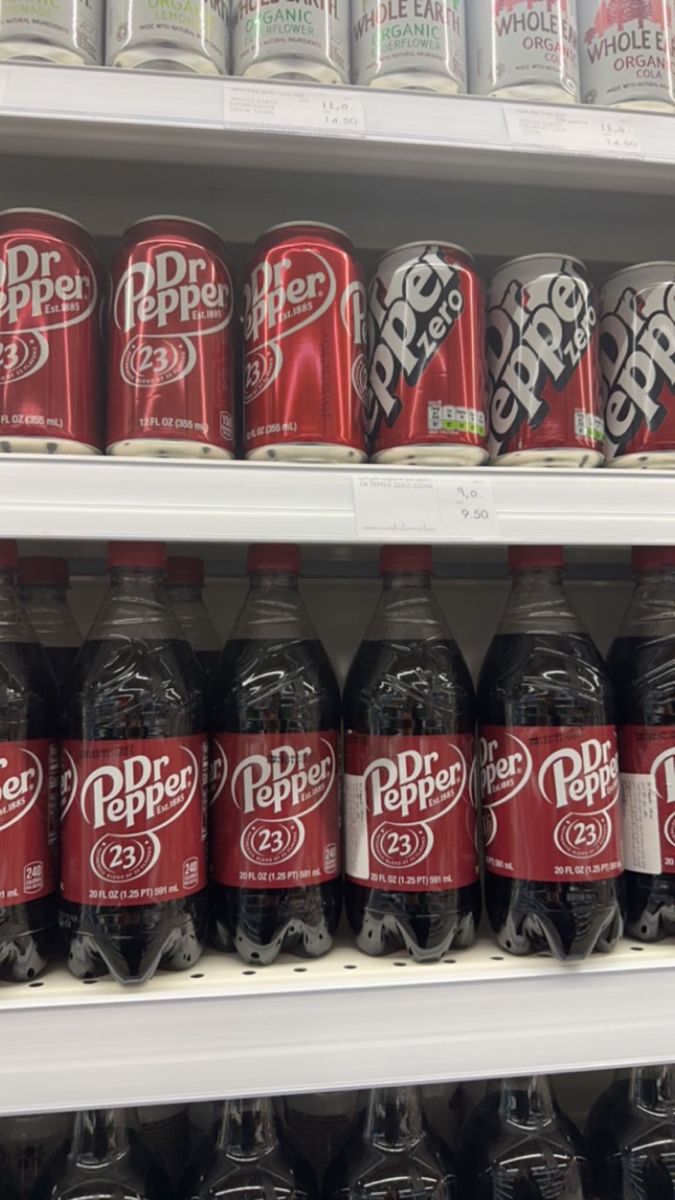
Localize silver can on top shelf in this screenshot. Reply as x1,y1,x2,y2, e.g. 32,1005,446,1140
579,0,675,112
0,0,103,64
351,0,466,93
232,0,348,83
467,0,579,103
106,0,229,73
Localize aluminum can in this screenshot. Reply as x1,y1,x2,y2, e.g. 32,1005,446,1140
106,0,228,73
351,0,467,93
601,262,675,468
0,209,103,455
367,242,487,465
232,0,348,83
243,221,367,462
467,0,579,102
0,0,102,63
107,216,235,459
487,254,604,467
579,0,675,111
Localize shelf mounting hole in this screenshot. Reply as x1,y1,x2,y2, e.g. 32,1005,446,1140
631,946,644,952
443,959,456,965
242,970,257,976
190,973,205,979
491,956,504,961
294,967,307,973
343,964,357,970
28,980,44,988
393,961,408,967
82,978,99,985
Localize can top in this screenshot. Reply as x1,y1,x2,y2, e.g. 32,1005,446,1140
247,544,301,575
380,546,433,575
19,556,69,588
108,542,167,571
122,215,229,262
377,241,474,267
125,214,221,237
492,252,587,280
0,540,17,571
603,262,675,288
632,546,675,573
254,221,354,259
263,219,350,240
508,546,565,572
0,207,91,237
167,556,204,587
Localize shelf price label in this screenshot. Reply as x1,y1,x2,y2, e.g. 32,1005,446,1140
445,480,500,539
224,84,366,138
353,475,500,541
505,107,644,160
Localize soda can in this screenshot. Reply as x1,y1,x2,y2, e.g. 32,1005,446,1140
107,216,235,459
467,0,579,103
243,221,367,463
0,209,103,455
367,242,487,465
351,0,467,93
601,262,675,468
579,0,675,112
487,254,604,467
232,0,348,83
0,0,102,64
106,0,228,74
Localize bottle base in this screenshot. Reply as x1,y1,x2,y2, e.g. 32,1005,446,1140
488,892,623,961
493,447,604,468
0,924,54,982
247,442,366,463
366,70,464,95
487,82,577,104
0,436,99,455
240,57,345,85
109,46,222,74
608,451,675,469
211,881,341,965
346,882,480,962
373,444,488,467
59,899,208,984
107,439,233,459
0,39,93,65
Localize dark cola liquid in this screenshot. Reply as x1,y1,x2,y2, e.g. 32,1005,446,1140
478,631,624,960
343,637,480,961
608,635,675,940
210,637,341,965
44,646,80,692
60,637,207,984
0,640,58,982
195,648,220,679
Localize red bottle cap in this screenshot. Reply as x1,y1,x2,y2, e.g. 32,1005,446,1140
508,546,565,572
379,546,433,575
166,556,204,587
107,542,167,571
247,544,301,575
632,546,675,573
0,540,17,570
19,556,69,588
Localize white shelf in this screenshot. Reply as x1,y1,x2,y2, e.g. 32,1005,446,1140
0,64,673,196
0,456,673,546
2,938,673,1114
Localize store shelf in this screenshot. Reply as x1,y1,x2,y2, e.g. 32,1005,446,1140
0,63,673,196
1,938,673,1114
0,456,673,546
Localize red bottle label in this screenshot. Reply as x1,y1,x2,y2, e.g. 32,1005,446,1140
344,733,478,892
479,725,623,882
0,739,58,906
619,725,675,875
60,735,208,906
210,732,340,889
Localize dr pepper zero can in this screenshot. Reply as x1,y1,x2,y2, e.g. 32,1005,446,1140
351,0,467,93
0,208,103,455
579,0,675,112
367,242,487,465
487,254,604,467
467,0,580,103
601,262,675,468
106,0,228,74
232,0,348,84
107,215,235,459
243,221,367,462
0,0,102,64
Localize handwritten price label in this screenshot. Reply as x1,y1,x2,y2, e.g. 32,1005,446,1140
224,84,365,138
445,480,500,539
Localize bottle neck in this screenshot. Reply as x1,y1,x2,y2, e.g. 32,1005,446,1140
215,1097,278,1160
498,568,583,636
20,583,80,648
630,1065,675,1116
0,568,36,645
69,1109,133,1166
167,583,202,603
619,569,675,639
364,572,449,643
88,567,183,643
498,1076,556,1127
364,1087,424,1149
230,571,315,643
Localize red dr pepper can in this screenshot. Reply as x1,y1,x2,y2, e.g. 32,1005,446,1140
243,221,367,462
367,241,487,464
487,253,604,467
0,208,103,455
107,215,235,458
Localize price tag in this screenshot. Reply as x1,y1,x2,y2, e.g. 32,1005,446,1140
505,106,644,160
224,83,366,137
441,479,500,540
353,475,442,538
